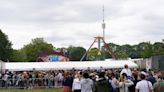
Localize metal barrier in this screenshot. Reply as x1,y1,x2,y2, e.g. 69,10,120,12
0,78,63,89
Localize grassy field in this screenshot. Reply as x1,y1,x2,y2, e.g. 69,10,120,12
0,88,62,92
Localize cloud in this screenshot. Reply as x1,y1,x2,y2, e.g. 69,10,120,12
0,0,163,49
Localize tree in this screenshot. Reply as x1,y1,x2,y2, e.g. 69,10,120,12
106,43,119,59
140,42,154,58
22,38,54,61
87,48,99,61
130,45,141,58
115,51,128,59
69,46,86,61
0,29,12,61
108,43,119,53
153,42,164,55
10,49,26,62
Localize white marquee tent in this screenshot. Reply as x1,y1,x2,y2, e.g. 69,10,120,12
4,60,138,71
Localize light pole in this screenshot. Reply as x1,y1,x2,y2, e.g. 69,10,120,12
102,5,106,60
102,5,106,41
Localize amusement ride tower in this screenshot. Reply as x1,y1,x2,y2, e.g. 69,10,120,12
80,6,117,61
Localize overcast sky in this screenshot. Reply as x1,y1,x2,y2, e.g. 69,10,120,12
0,0,164,49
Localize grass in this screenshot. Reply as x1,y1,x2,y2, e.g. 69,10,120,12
0,88,62,92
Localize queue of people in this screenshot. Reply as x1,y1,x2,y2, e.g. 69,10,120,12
0,65,163,92
0,70,64,89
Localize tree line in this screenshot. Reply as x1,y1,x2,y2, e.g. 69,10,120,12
0,30,164,62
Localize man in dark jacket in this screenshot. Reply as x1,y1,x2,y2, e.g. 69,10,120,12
93,72,113,92
147,72,156,85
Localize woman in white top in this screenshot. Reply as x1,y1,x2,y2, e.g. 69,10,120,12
72,73,81,92
119,73,134,92
120,64,132,80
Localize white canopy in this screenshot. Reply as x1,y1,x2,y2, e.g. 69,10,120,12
5,60,138,71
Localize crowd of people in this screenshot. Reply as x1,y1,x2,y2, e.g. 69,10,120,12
0,70,64,89
0,65,163,92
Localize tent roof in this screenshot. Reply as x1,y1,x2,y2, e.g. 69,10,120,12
5,60,138,71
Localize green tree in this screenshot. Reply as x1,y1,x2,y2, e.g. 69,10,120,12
69,46,86,61
10,49,26,62
115,51,128,59
22,38,54,61
106,43,119,59
140,42,153,58
87,48,99,61
153,42,164,55
130,45,141,58
0,29,12,61
108,43,119,53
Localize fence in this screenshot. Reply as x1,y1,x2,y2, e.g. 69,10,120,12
0,78,63,89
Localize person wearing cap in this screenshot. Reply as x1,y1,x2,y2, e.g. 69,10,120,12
135,71,153,92
120,64,132,80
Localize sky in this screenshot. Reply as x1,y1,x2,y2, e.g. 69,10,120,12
0,0,164,49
